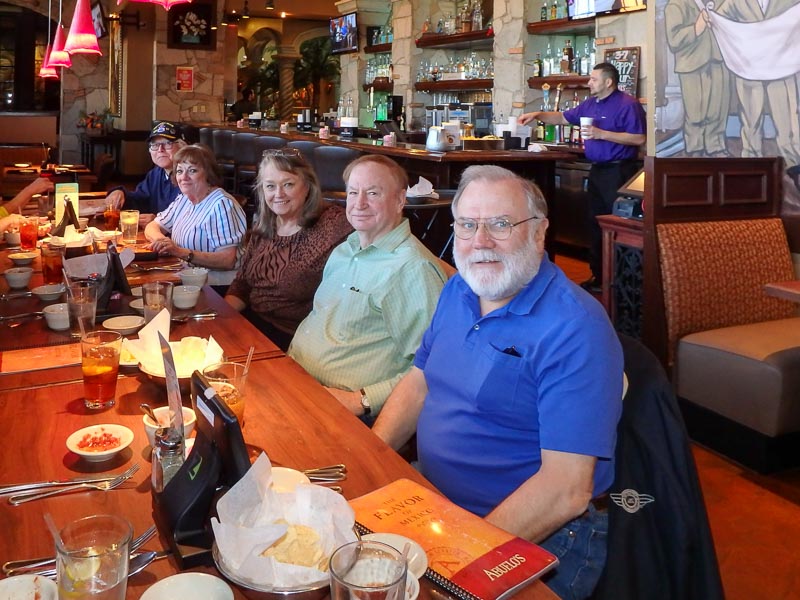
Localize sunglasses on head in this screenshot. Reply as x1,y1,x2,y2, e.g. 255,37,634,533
262,148,303,159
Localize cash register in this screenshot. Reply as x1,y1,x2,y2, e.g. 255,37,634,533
612,168,645,219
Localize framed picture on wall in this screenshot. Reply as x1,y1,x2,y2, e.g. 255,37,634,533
167,0,215,50
91,2,108,39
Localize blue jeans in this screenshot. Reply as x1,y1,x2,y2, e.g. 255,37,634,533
539,505,608,600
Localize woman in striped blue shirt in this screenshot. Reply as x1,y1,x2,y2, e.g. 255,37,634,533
145,144,247,286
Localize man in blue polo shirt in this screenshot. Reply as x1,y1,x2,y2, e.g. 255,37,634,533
520,62,646,292
374,165,623,600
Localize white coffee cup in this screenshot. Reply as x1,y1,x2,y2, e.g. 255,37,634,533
580,117,594,139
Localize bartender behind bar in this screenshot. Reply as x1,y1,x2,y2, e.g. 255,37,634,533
520,62,646,293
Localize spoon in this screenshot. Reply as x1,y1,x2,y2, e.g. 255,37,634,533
140,403,159,424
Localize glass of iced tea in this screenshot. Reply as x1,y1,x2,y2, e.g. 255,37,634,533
142,281,173,323
19,217,38,251
41,241,65,285
203,362,248,425
81,330,122,409
103,201,120,231
56,514,132,600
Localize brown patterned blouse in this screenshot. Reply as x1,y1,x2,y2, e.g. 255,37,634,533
227,204,353,335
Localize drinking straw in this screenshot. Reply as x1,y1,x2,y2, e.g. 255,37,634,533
43,512,63,546
243,345,255,377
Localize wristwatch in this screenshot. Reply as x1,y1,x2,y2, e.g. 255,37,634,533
186,251,194,264
359,388,371,416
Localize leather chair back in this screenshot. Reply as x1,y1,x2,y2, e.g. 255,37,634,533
313,145,361,192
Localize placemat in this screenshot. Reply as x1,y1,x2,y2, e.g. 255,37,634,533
0,343,81,374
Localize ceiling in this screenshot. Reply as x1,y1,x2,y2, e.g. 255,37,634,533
230,0,338,21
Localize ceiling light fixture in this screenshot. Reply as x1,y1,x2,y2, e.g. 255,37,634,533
265,0,274,9
127,0,192,9
242,0,250,18
64,0,102,55
47,0,72,68
39,0,59,78
280,11,286,18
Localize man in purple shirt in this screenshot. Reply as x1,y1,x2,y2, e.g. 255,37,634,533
520,63,646,292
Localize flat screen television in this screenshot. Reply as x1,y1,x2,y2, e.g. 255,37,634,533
569,0,646,19
330,12,359,55
91,2,108,39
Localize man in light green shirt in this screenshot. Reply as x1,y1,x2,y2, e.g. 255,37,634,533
288,155,447,423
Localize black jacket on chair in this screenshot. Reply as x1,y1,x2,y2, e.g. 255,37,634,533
592,335,725,600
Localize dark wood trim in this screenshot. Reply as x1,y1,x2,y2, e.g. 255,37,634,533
526,16,596,36
415,29,494,50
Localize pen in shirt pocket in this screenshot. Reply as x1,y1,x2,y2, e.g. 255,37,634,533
349,286,361,293
501,345,521,357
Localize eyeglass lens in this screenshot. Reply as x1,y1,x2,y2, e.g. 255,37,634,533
149,142,174,150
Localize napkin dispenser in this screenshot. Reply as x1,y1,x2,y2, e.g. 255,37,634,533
152,372,250,569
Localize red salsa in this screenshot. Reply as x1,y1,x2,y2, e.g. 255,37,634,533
77,429,121,452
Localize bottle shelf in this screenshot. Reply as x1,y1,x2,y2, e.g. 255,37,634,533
363,79,394,92
526,16,595,36
415,78,494,93
527,75,589,89
415,29,494,50
364,42,393,54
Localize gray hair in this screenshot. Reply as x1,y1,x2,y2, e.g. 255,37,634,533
452,165,548,219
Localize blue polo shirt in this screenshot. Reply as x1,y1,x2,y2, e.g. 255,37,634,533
563,89,646,164
415,256,623,517
111,166,181,215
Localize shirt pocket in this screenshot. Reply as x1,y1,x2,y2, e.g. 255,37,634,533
473,344,524,417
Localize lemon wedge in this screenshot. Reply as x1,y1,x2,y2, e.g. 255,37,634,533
64,554,101,583
82,365,113,377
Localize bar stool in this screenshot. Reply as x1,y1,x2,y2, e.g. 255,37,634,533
314,146,361,196
286,140,320,173
236,136,288,196
232,132,259,194
212,129,236,192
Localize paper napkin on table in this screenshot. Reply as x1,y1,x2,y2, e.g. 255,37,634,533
407,176,439,199
528,143,549,153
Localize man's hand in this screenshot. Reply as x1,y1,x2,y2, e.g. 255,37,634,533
324,386,363,415
518,112,540,127
695,9,710,36
105,189,125,210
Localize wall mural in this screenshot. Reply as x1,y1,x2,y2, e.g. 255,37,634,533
655,0,800,210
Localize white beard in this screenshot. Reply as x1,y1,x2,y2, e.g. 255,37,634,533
454,240,543,301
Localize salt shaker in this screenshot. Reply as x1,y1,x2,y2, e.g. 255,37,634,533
151,427,184,493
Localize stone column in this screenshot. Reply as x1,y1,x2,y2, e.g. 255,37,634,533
492,0,527,120
275,48,299,121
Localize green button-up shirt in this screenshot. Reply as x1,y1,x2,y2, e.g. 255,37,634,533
288,219,446,415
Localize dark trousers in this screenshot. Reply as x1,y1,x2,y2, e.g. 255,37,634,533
587,160,641,280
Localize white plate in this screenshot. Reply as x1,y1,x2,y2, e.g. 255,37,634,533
66,424,134,462
131,286,143,297
130,298,144,312
103,315,145,335
0,574,58,599
270,467,310,492
31,284,66,302
362,533,428,580
141,573,233,600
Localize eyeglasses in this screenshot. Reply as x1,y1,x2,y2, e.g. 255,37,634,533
451,216,542,240
262,148,303,159
148,141,175,151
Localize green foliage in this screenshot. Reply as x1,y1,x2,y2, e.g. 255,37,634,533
293,36,340,109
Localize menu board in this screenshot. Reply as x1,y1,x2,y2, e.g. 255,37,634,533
603,46,640,98
54,182,80,222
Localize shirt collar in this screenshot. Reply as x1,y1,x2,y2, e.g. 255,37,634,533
345,218,411,254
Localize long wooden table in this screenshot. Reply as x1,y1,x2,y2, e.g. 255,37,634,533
0,240,556,599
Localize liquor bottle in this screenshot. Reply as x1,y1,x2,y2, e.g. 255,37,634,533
589,39,596,70
557,0,567,19
456,8,462,33
536,104,546,141
543,43,554,76
541,0,548,21
561,39,574,73
445,13,454,35
550,0,558,20
533,52,543,78
346,95,354,118
472,1,483,31
580,41,591,75
461,3,472,32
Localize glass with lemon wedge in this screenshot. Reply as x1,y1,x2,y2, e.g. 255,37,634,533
56,515,132,600
80,331,123,409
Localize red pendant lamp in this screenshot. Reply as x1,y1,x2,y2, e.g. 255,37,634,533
39,0,59,78
127,0,193,9
47,22,72,68
64,0,102,55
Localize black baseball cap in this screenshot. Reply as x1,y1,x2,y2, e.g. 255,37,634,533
148,121,181,142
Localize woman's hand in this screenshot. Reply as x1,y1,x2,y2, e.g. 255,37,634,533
149,236,185,258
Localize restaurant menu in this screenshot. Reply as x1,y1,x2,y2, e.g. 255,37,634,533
350,479,558,600
55,182,79,222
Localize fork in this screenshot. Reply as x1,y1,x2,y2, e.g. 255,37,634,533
8,464,140,505
131,263,184,272
171,309,217,323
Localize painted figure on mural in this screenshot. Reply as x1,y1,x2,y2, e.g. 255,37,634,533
699,0,800,190
664,0,731,157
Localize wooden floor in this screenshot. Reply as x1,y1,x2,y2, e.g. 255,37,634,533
554,253,800,599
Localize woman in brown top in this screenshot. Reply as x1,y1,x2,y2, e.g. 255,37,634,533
225,149,352,349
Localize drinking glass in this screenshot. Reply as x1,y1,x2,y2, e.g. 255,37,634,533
68,281,98,339
142,281,173,323
41,241,65,284
119,210,139,244
56,514,132,600
103,201,120,231
19,217,37,251
202,362,248,425
330,541,407,600
81,330,122,409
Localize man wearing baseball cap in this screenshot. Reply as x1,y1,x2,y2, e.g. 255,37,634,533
105,120,186,223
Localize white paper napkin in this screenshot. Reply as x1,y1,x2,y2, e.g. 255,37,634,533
406,176,439,199
528,143,549,153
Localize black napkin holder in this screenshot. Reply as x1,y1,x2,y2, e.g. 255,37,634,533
50,199,80,238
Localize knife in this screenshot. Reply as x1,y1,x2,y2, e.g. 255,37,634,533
158,332,184,449
0,312,44,322
0,291,33,301
0,472,127,496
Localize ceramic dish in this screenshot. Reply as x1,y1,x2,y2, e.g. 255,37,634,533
0,574,58,599
66,424,134,462
130,298,144,312
3,267,33,289
31,284,66,302
143,406,197,448
7,251,37,266
141,573,233,600
361,533,428,580
270,467,310,492
131,286,143,297
103,315,146,336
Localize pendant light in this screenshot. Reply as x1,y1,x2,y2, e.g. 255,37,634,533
39,0,59,78
47,0,71,68
127,0,193,9
64,0,102,55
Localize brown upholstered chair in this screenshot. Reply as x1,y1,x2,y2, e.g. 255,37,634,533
657,217,800,471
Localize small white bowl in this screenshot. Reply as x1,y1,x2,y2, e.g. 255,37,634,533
31,283,66,302
143,406,197,448
131,286,143,297
173,285,201,309
270,467,310,492
43,302,70,331
0,574,58,599
4,267,33,289
8,251,37,266
362,533,428,580
130,298,144,313
103,315,145,335
4,230,21,247
141,573,233,600
66,424,134,462
179,267,209,288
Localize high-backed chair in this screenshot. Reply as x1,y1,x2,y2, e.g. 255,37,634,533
593,334,724,600
231,132,258,194
657,217,800,471
235,136,288,196
313,145,361,196
211,129,236,192
286,140,320,173
198,127,214,149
